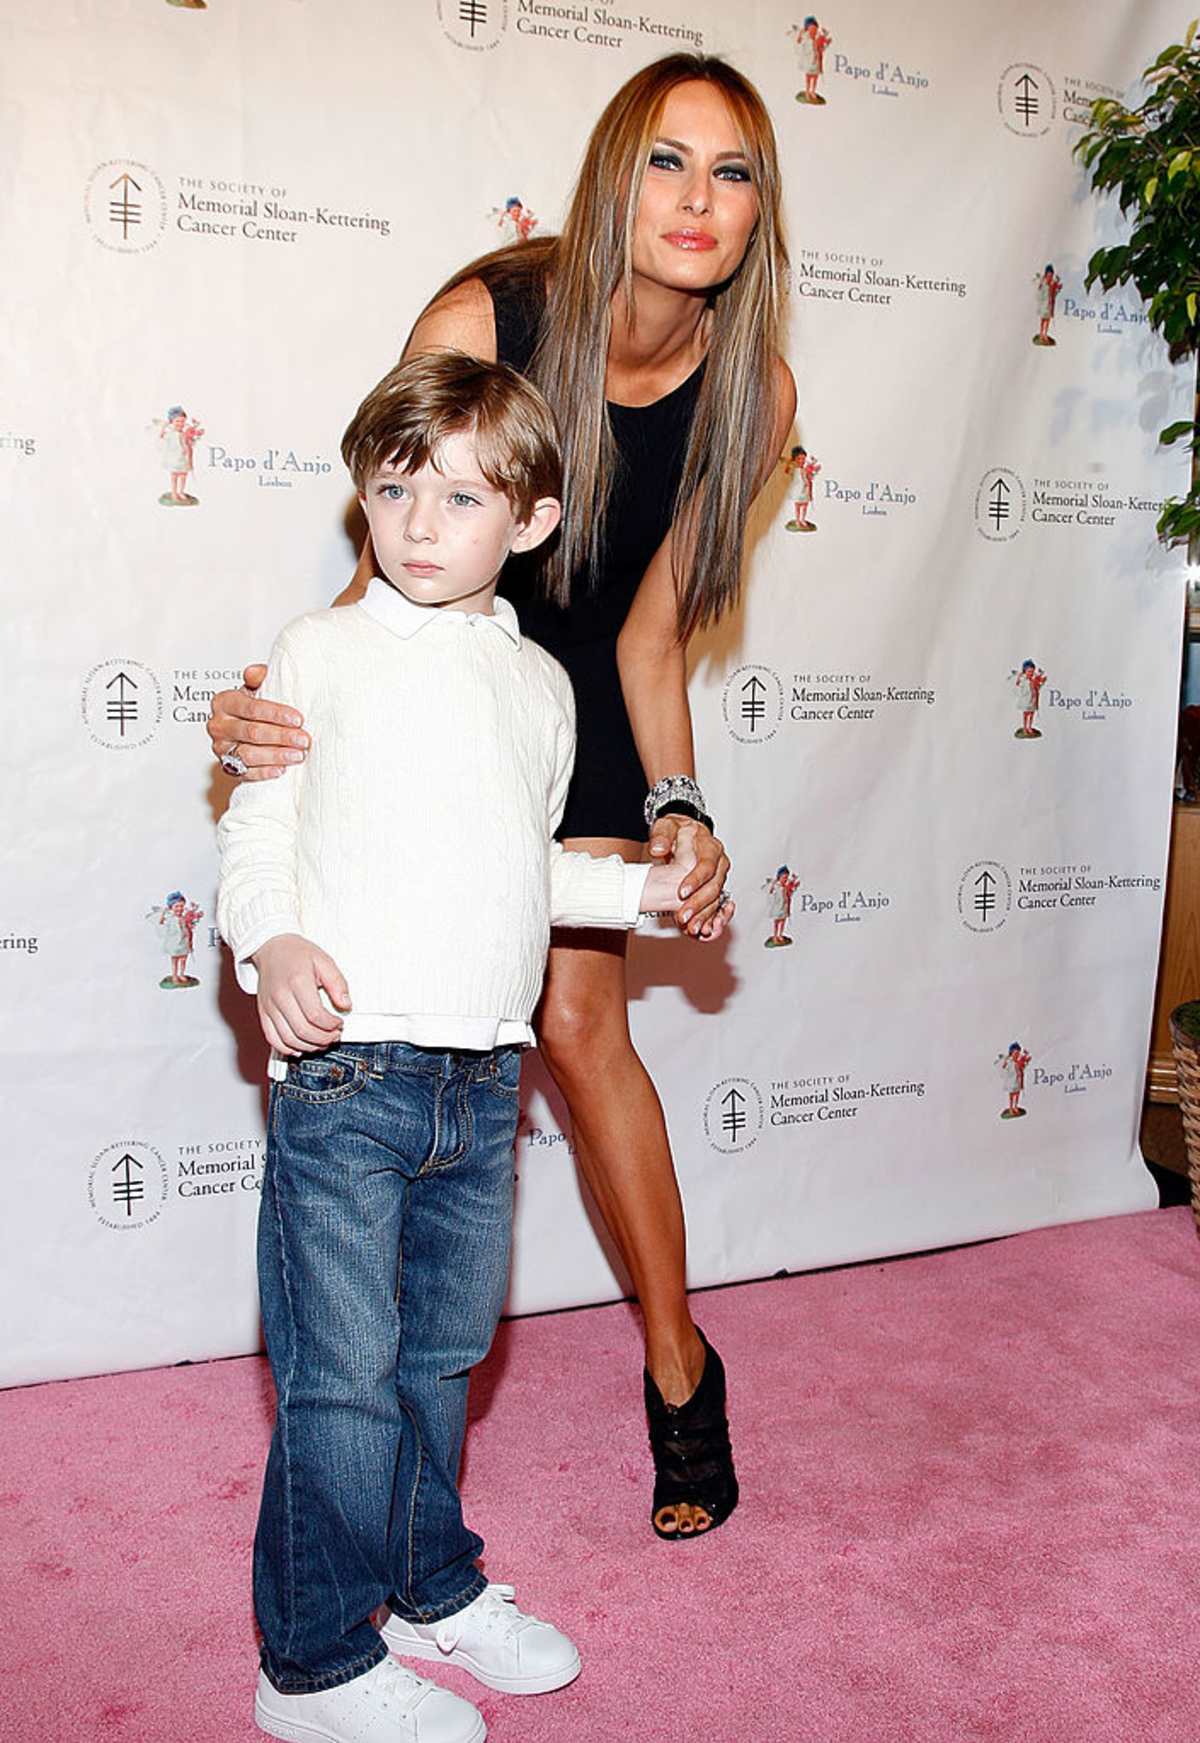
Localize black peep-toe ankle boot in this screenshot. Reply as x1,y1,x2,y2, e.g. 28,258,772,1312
643,1329,739,1541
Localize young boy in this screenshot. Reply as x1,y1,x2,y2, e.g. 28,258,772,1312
217,352,712,1743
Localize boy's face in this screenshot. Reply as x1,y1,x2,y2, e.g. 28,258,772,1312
359,429,560,616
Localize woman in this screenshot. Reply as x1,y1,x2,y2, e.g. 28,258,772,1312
208,53,796,1541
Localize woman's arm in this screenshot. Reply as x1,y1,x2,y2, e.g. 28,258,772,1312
617,534,724,937
617,356,797,934
403,276,497,364
207,278,498,767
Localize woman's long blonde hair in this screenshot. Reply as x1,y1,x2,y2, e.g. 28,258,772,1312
424,54,788,639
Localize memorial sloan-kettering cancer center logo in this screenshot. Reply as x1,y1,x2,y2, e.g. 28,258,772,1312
81,659,163,750
974,466,1160,540
721,665,786,744
997,64,1056,137
438,0,508,49
957,861,1014,933
703,1078,765,1154
84,160,168,252
439,1,703,53
88,1140,170,1230
975,468,1028,541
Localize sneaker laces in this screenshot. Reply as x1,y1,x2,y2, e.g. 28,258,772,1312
369,1656,429,1714
434,1584,536,1654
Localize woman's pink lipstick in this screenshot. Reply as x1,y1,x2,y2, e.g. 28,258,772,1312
663,229,718,251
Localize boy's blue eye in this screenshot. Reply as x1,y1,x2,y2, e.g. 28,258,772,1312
450,492,480,508
379,483,405,500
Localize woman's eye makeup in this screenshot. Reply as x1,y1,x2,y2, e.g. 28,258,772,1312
647,147,753,182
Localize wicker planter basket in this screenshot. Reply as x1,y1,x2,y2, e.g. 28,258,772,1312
1168,1001,1200,1231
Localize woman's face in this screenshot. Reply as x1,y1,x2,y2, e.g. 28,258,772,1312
630,81,761,297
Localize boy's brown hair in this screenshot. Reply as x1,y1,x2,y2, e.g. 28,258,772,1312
341,350,562,521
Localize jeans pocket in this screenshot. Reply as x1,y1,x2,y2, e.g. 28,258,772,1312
278,1049,369,1104
482,1046,523,1101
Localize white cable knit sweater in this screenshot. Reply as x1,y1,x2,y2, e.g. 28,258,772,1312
217,579,648,1049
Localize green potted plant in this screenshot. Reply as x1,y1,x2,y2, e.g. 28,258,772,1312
1077,25,1200,1225
1075,18,1200,561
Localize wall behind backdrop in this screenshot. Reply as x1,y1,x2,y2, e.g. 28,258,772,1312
2,0,1190,1387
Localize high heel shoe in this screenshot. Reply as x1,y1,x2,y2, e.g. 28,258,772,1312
643,1330,739,1541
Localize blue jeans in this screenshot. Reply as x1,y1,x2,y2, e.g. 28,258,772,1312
254,1040,522,1694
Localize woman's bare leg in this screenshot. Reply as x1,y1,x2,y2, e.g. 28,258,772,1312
535,844,718,1533
538,930,702,1377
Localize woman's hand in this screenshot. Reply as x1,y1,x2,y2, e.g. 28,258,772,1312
208,664,310,782
647,815,732,940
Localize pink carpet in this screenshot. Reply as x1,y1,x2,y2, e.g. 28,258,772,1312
3,1208,1197,1743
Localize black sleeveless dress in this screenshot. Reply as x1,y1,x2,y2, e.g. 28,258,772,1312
483,268,703,843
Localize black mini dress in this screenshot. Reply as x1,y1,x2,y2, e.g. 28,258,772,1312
482,268,703,843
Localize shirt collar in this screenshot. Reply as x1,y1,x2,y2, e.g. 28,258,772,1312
358,576,521,646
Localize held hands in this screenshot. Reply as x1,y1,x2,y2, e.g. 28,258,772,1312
209,664,309,782
646,818,734,942
252,934,352,1055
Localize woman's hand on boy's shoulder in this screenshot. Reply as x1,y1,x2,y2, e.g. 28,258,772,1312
208,664,310,782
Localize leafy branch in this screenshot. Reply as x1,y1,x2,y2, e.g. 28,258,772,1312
1075,19,1200,557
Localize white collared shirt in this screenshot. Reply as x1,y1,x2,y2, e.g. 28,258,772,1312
217,579,648,1058
357,574,524,645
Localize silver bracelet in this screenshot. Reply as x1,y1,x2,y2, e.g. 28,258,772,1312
644,774,708,829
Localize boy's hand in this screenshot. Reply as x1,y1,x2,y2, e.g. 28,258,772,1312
642,823,734,942
252,934,352,1055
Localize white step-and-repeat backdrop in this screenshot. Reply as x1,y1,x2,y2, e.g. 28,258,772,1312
4,0,1188,1386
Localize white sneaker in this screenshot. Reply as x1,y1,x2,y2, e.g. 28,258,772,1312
381,1583,581,1696
254,1655,485,1743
